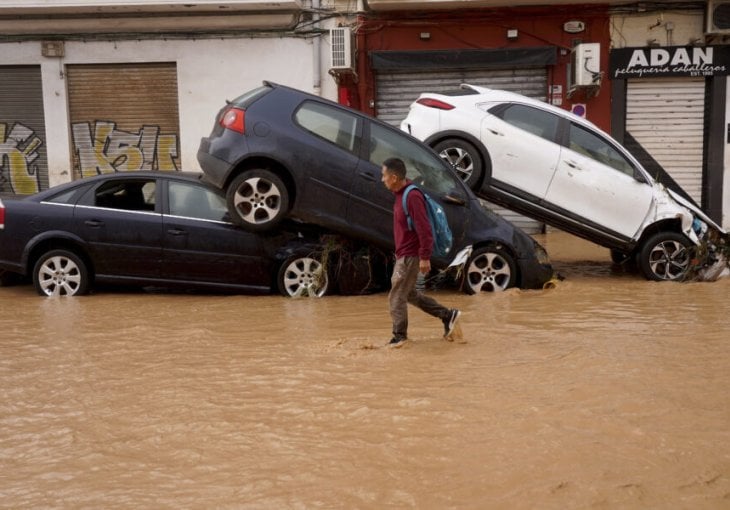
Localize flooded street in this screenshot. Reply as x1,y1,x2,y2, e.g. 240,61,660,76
1,232,729,508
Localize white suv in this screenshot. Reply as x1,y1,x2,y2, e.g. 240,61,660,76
401,84,726,281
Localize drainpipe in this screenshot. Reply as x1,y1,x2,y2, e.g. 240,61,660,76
312,0,321,97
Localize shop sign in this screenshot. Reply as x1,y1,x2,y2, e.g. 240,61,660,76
610,46,730,79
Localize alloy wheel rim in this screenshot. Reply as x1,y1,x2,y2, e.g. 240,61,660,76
283,257,327,297
38,256,82,296
233,176,282,224
466,252,511,292
439,147,473,182
648,240,690,280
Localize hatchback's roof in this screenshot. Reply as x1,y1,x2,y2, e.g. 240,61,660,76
425,83,602,131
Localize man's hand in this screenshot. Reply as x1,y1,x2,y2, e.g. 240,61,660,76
419,259,431,274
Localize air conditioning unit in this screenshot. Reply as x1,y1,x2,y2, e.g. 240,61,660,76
330,27,353,70
571,42,601,87
706,0,730,34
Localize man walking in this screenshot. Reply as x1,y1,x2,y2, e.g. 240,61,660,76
381,157,460,347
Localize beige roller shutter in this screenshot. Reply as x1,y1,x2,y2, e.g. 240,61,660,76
376,67,548,233
626,78,705,204
0,65,48,194
67,63,180,179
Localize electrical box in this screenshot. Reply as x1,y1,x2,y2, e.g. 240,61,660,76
572,43,600,87
330,27,353,70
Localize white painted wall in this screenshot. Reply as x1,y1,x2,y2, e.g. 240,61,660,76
1,34,339,186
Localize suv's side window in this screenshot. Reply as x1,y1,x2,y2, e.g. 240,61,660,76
295,101,360,154
568,123,637,177
369,123,461,196
494,104,559,142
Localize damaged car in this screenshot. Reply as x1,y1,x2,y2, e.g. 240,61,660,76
197,81,554,293
401,84,728,282
0,171,389,297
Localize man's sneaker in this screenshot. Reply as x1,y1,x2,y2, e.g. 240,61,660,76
388,336,407,348
443,309,461,338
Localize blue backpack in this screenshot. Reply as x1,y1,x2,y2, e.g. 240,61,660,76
402,184,453,258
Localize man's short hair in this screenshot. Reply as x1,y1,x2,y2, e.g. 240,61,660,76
382,157,407,180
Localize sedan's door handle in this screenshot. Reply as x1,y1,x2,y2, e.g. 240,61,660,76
486,128,503,136
565,160,579,169
167,228,188,236
84,220,104,228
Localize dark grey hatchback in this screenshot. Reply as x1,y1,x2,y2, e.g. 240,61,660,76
197,81,554,292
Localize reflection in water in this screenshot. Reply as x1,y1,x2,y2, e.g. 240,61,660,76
1,232,729,508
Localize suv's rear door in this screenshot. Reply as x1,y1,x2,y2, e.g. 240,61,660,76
481,103,561,200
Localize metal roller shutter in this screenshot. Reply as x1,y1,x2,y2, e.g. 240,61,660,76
626,78,705,204
0,65,48,194
375,67,548,233
67,63,181,179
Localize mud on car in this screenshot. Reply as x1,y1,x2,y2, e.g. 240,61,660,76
196,81,554,293
401,84,728,282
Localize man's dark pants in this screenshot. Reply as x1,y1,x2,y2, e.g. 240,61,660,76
389,256,450,340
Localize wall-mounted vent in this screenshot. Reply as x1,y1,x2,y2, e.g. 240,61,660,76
571,42,601,87
706,0,730,34
330,27,353,70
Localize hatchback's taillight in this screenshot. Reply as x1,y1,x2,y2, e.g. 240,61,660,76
220,107,246,134
0,199,5,230
416,98,455,111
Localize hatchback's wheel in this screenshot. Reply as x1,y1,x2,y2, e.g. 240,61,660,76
226,169,289,231
33,249,90,297
433,138,484,190
277,254,330,297
638,232,692,281
462,245,517,294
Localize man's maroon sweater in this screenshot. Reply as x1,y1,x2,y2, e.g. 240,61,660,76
392,182,434,260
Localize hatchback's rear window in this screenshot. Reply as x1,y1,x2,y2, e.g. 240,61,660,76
229,85,271,108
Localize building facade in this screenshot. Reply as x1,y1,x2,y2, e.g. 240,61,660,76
1,0,729,230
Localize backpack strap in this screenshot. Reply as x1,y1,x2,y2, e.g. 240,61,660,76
401,184,418,231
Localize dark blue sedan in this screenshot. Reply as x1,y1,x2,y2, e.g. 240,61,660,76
0,171,346,297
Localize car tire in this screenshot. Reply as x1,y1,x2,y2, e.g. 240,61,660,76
638,232,693,281
32,249,91,297
277,253,330,297
226,169,289,231
462,245,517,294
433,138,484,190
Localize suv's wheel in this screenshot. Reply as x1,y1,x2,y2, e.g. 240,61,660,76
433,138,484,190
33,249,90,297
638,232,692,281
277,254,330,297
462,245,517,294
226,169,289,231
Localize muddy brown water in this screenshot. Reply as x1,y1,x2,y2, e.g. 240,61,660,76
1,232,728,509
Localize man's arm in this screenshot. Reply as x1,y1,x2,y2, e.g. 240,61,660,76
408,191,434,267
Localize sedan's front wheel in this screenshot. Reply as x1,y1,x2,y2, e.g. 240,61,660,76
277,254,330,297
226,169,289,232
33,249,91,297
462,245,517,294
638,232,692,281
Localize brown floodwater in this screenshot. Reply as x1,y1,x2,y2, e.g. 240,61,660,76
1,232,729,508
